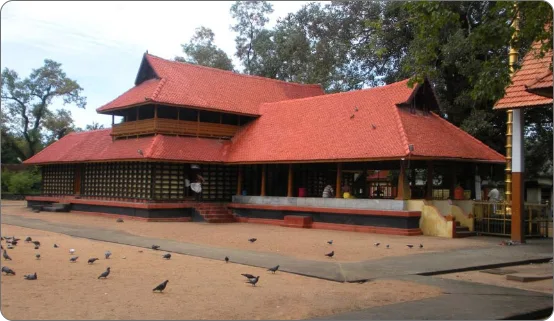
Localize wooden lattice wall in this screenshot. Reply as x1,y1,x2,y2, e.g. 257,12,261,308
42,164,75,195
152,162,186,200
306,170,328,197
82,162,153,200
201,164,238,201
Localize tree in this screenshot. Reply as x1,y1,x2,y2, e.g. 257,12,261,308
1,59,86,158
230,0,274,74
175,27,234,71
42,108,78,144
85,121,105,130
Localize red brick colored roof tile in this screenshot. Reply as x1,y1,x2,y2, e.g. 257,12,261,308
97,54,324,116
494,43,553,110
25,129,226,164
27,80,505,165
225,79,505,163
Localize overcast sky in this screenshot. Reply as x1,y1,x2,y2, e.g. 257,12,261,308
1,1,318,128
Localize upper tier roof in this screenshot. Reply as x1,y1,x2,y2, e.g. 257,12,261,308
26,79,505,165
494,42,553,110
96,53,325,116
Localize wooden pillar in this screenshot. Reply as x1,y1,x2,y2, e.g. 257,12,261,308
237,166,243,196
154,105,158,119
395,160,411,200
260,164,266,196
154,105,158,134
177,108,180,121
287,164,293,197
73,164,82,195
196,111,200,137
426,161,433,200
512,108,525,243
449,164,457,200
335,163,342,198
112,114,114,126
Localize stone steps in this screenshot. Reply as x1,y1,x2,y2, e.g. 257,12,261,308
194,203,236,223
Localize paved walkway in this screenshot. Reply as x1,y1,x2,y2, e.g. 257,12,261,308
2,214,553,319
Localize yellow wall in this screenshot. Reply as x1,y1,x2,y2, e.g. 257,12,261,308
419,204,454,238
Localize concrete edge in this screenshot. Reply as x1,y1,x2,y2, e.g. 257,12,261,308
417,258,554,276
501,307,553,320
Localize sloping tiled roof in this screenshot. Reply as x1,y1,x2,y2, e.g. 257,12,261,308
224,79,505,163
25,129,226,164
97,54,325,116
494,42,553,109
26,79,505,165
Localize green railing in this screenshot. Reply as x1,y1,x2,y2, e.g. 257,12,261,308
473,201,552,237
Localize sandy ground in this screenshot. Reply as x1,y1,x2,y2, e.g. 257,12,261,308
0,225,442,320
1,202,498,262
437,263,553,294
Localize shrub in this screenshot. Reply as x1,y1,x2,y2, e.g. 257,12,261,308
1,169,41,195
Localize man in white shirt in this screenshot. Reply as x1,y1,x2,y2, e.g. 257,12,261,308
488,184,501,213
322,184,334,198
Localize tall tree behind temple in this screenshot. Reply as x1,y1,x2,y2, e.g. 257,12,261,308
230,0,274,75
1,59,86,159
175,26,234,71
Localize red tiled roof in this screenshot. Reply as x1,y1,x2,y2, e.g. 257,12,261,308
494,42,553,110
27,79,505,165
24,129,226,164
97,54,325,116
225,79,505,163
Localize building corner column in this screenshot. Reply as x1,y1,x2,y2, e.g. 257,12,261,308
335,163,342,198
395,160,411,200
511,108,525,243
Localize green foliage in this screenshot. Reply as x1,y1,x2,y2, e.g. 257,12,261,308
230,0,274,74
1,169,41,195
1,59,86,158
175,27,234,71
85,122,104,130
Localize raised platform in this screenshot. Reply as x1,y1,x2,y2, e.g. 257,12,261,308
26,196,197,222
228,202,422,236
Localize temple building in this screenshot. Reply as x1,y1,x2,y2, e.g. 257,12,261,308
25,53,505,236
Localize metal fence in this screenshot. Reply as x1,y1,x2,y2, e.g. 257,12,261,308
473,201,552,237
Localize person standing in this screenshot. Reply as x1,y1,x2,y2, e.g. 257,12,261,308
488,183,501,214
322,183,334,198
190,166,205,201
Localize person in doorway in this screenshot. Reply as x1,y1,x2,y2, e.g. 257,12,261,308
190,167,205,201
322,183,334,198
488,184,500,213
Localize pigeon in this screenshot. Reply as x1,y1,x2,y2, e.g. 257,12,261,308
248,238,257,243
69,256,79,263
406,244,414,249
25,237,32,243
225,256,229,263
374,242,380,247
241,273,255,279
69,249,75,255
53,244,59,248
153,280,169,292
325,251,335,258
386,244,390,249
98,267,111,279
116,218,124,223
267,265,280,274
88,258,99,264
34,246,39,250
35,253,40,260
24,272,37,280
2,266,15,275
246,276,260,286
327,240,333,245
151,245,160,250
12,237,20,242
7,245,13,250
163,253,171,260
3,250,12,261
10,240,18,246
32,241,40,247
419,244,423,249
105,251,112,259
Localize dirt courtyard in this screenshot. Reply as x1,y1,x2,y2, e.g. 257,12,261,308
1,201,498,262
0,224,443,320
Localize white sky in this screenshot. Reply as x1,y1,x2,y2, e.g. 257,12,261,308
1,1,319,128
